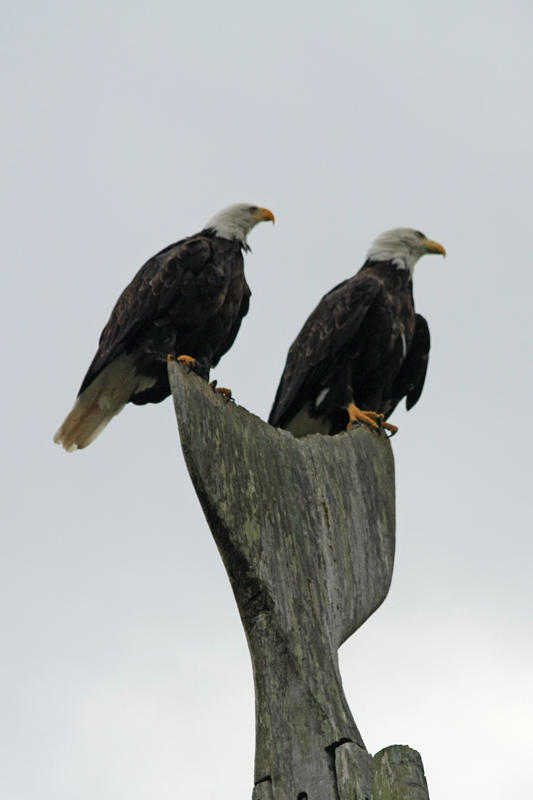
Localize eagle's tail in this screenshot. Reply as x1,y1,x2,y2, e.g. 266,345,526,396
54,356,138,451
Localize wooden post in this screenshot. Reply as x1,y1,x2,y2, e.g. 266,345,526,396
168,363,430,800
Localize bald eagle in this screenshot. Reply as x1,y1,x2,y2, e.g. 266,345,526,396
54,203,274,451
268,228,445,437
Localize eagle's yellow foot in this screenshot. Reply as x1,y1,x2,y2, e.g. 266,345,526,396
171,354,197,370
209,380,233,402
346,404,399,436
346,404,381,432
346,402,398,436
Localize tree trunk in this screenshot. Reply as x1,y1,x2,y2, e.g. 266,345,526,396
168,363,429,800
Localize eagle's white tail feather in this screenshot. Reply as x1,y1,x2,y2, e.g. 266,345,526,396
54,356,138,451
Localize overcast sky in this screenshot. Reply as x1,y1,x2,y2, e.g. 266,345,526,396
2,1,532,798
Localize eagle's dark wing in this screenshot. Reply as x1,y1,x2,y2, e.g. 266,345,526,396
269,274,382,427
78,235,229,394
211,288,250,367
384,313,430,417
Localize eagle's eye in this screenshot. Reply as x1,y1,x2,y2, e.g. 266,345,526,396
415,230,425,239
248,205,258,214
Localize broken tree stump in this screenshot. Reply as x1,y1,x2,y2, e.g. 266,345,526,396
168,362,430,800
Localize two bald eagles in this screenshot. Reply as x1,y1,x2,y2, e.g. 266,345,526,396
54,203,445,452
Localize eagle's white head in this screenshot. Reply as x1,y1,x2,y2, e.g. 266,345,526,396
367,227,446,275
204,203,275,250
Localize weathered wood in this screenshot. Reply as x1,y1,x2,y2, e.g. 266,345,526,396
372,746,429,800
252,778,275,800
335,741,374,799
168,363,426,799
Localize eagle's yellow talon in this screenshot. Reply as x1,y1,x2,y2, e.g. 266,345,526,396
216,386,233,402
346,403,393,434
382,421,399,436
210,381,233,402
177,354,197,370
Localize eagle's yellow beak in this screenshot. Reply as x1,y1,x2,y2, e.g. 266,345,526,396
255,207,275,224
423,238,446,257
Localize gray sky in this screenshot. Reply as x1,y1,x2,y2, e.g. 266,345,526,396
3,1,532,797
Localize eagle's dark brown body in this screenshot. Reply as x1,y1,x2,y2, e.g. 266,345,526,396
54,229,252,451
268,260,430,436
54,201,274,451
79,230,250,406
